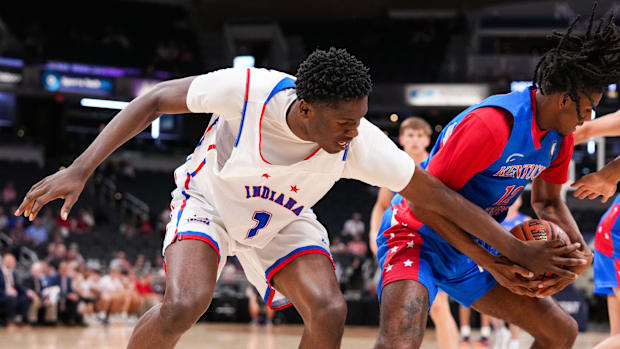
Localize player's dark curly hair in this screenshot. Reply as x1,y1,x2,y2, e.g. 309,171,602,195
295,47,372,107
533,1,620,120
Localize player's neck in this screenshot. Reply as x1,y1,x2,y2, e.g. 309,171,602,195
286,100,312,142
408,151,428,164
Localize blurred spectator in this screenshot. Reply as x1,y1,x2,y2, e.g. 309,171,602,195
46,243,67,268
0,253,31,327
2,182,17,205
133,253,151,273
55,214,73,238
135,272,162,314
139,215,153,235
26,218,48,246
120,217,137,238
39,209,56,234
49,262,82,325
0,206,8,232
73,266,100,325
66,243,85,265
346,234,368,258
75,209,95,233
156,208,171,233
9,220,27,245
22,261,57,325
330,236,347,256
342,212,365,239
110,251,132,270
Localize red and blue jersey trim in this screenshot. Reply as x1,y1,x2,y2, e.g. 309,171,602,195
175,230,221,263
234,68,251,148
262,245,334,310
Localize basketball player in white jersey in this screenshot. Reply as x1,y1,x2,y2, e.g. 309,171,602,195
15,48,579,349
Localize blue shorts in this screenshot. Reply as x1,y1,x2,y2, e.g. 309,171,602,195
376,205,497,308
594,249,620,296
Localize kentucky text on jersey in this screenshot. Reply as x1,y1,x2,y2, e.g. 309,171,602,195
493,164,547,180
244,185,305,216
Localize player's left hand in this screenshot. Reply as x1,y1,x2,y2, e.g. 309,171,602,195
571,171,617,203
534,245,593,298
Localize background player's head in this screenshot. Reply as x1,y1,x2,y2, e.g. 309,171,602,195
295,47,373,153
532,2,620,136
398,117,432,156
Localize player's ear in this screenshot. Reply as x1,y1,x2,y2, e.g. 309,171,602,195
299,100,313,120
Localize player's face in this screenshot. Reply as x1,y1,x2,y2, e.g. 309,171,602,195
308,97,368,154
399,129,430,155
554,91,602,136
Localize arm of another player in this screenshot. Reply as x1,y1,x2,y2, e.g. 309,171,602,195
573,109,620,145
15,76,196,221
368,187,393,255
571,156,620,203
398,167,583,278
531,177,593,297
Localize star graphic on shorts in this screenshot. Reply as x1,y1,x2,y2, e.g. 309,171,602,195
262,173,270,179
390,233,395,239
407,241,415,248
385,264,393,272
605,233,610,240
290,185,299,193
390,246,399,254
408,233,415,237
403,259,413,267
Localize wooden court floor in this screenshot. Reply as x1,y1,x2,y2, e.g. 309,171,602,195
0,323,609,348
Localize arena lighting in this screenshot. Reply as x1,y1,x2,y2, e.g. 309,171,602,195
80,98,160,139
80,98,128,110
587,110,596,155
233,55,255,68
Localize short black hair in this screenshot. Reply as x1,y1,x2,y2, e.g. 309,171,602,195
295,47,372,107
533,1,620,119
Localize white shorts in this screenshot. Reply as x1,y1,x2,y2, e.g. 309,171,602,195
163,187,334,310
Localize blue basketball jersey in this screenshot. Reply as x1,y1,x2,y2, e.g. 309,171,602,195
419,87,566,222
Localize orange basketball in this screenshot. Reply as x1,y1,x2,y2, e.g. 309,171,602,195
510,219,571,279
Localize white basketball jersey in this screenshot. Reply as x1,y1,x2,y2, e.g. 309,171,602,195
175,68,348,248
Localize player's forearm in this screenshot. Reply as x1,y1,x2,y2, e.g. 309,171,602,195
598,156,620,184
399,167,524,262
531,198,585,247
412,204,496,268
369,204,384,255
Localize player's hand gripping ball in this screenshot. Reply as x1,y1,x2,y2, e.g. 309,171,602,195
510,219,571,280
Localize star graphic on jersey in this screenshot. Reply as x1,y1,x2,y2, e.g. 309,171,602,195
406,240,415,248
390,246,399,254
385,264,393,272
262,173,270,179
403,259,413,267
290,185,299,193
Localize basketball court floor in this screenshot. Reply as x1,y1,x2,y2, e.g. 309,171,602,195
0,323,609,348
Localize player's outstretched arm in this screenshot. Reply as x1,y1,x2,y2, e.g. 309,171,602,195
15,76,196,221
573,109,620,145
398,165,586,277
369,187,393,255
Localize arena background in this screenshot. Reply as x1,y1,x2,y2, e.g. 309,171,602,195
0,0,616,348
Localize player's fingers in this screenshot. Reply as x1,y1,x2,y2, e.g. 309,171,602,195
511,265,534,279
60,194,78,221
550,242,580,254
28,193,60,221
587,192,601,200
552,256,587,267
548,266,578,280
601,195,609,204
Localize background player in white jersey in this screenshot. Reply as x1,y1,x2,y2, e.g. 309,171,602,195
15,48,577,349
369,117,458,349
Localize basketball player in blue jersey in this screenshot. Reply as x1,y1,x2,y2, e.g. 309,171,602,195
374,6,620,349
13,48,576,349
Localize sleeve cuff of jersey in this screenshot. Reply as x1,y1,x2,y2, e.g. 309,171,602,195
391,157,416,193
539,173,567,185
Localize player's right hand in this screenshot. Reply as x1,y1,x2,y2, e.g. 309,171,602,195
14,165,87,221
515,240,586,279
482,255,541,297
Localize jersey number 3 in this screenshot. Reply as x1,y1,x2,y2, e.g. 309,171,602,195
247,211,272,239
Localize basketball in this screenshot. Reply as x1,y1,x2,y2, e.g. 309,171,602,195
510,219,571,279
